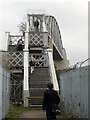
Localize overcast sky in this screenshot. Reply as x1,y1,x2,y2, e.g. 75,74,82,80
0,0,88,66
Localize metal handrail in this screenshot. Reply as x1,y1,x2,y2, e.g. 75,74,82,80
46,49,59,92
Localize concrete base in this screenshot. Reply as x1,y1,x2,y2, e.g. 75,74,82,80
23,90,29,107
20,110,46,118
54,59,69,70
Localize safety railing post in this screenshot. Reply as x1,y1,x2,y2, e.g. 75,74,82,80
5,32,10,51
23,30,29,107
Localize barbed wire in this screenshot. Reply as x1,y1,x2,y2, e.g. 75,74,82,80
59,58,90,73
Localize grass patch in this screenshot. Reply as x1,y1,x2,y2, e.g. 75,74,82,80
57,115,65,119
6,102,30,118
6,102,65,119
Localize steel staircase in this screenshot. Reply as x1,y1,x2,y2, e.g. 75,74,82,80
28,67,50,108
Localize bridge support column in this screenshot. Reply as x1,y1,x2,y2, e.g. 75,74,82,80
23,31,29,107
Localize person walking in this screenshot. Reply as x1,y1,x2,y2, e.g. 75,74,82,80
34,19,39,30
42,82,60,120
29,55,35,73
16,38,23,51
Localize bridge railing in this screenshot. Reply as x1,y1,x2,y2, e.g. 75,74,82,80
2,51,23,69
29,32,48,47
29,53,48,67
9,35,24,45
8,32,48,49
1,51,48,69
45,15,67,59
5,32,24,51
46,49,59,92
45,16,63,51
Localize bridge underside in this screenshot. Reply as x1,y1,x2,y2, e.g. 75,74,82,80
53,45,63,60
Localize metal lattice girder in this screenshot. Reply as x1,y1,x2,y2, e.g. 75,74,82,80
29,33,43,46
10,72,23,100
10,78,23,100
3,52,23,69
10,35,24,45
2,52,48,69
10,52,23,67
29,54,47,67
45,15,67,59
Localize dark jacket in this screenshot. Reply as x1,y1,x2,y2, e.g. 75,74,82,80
42,89,60,110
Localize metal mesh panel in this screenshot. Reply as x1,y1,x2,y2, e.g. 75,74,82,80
10,78,23,100
29,33,43,46
2,52,48,69
29,54,47,67
10,35,24,45
2,52,23,69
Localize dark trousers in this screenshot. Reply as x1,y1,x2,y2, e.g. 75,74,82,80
46,110,56,120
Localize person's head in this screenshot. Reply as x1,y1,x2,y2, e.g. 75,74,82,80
47,82,53,90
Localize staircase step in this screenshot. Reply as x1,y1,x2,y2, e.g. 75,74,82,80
28,96,43,99
29,87,47,89
30,74,50,81
29,67,49,75
29,80,49,84
28,96,43,105
29,99,43,105
29,66,50,108
29,83,48,88
29,88,47,96
29,105,42,109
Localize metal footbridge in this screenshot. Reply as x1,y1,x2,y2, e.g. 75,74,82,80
2,12,69,107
